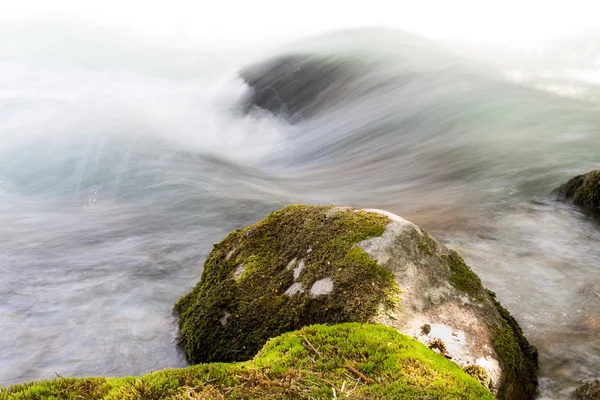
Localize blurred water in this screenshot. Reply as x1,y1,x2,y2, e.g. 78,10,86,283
1,24,599,399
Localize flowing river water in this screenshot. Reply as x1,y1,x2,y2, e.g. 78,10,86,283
1,25,599,399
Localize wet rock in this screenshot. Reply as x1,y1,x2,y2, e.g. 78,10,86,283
174,205,538,399
555,169,600,212
575,379,600,400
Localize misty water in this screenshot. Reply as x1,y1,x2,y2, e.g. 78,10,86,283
1,24,599,399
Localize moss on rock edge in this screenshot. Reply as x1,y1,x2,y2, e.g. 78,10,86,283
175,205,399,364
1,323,494,400
444,249,486,302
487,290,539,400
555,169,600,212
462,365,490,388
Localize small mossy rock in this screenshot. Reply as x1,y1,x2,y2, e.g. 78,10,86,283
576,379,600,400
175,205,538,399
555,169,600,212
1,323,495,399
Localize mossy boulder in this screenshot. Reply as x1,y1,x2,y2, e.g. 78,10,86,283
0,323,495,399
174,205,397,363
175,205,538,399
576,379,600,400
555,169,600,212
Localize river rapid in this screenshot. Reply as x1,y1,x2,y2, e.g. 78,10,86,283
1,24,599,399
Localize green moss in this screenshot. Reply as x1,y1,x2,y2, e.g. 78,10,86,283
444,250,486,301
0,377,114,400
174,205,401,364
1,323,494,400
462,365,489,388
417,230,437,257
487,290,538,400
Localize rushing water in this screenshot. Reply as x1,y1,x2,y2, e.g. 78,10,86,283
1,24,599,399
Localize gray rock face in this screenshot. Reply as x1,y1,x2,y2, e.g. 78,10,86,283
361,209,538,398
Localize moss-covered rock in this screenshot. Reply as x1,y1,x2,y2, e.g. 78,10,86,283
575,379,600,400
486,290,539,400
175,205,398,364
1,323,494,400
175,205,538,399
555,169,600,212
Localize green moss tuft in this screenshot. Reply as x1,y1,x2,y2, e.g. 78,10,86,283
444,250,486,301
174,205,401,364
428,338,447,355
487,290,539,400
462,365,489,388
417,230,437,257
1,323,494,400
